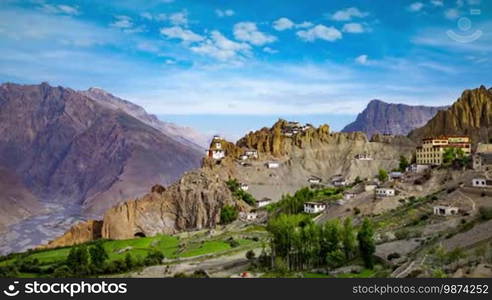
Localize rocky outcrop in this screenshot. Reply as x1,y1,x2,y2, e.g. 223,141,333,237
409,86,492,144
40,169,246,247
0,82,203,217
37,220,103,250
343,100,447,138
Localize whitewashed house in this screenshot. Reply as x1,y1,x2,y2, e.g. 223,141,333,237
239,155,248,161
472,178,492,188
355,153,373,161
344,193,356,200
333,179,348,187
406,164,429,173
266,162,280,169
257,198,272,208
308,176,322,184
433,206,459,216
240,183,249,191
304,202,326,214
239,211,257,221
245,150,258,159
375,188,395,197
390,172,403,180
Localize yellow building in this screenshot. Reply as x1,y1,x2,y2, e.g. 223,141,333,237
416,136,471,165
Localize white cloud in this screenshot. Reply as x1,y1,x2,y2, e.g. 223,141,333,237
263,47,278,54
295,21,313,29
408,2,424,12
40,4,80,15
160,26,204,42
215,9,235,18
169,11,188,26
342,23,365,34
430,0,444,7
111,15,133,29
273,17,295,31
140,12,167,21
355,55,369,65
190,31,251,61
233,22,277,46
137,41,160,53
330,7,369,21
444,8,460,20
296,25,342,42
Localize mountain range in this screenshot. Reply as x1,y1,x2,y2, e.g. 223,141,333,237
0,83,204,241
342,100,448,138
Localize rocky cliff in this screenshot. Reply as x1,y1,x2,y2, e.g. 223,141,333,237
408,86,492,144
0,83,203,217
343,100,447,138
37,220,103,249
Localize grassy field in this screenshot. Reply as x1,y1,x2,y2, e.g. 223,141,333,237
0,226,267,277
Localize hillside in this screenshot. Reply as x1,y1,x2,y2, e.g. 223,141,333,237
42,119,416,248
342,100,447,138
0,82,204,254
409,86,492,144
82,87,209,150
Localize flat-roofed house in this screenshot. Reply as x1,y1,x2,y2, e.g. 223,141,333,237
266,162,280,169
375,188,395,197
416,136,471,166
304,202,326,214
472,178,492,188
308,176,322,184
257,198,272,208
433,206,459,216
473,143,492,171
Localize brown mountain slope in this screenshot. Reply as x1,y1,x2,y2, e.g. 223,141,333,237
342,100,447,138
81,87,209,150
408,86,492,144
0,82,203,217
0,167,42,233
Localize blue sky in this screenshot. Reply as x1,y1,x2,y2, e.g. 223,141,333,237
0,0,491,139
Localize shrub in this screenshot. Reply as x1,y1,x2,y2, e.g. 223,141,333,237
144,250,164,266
246,250,256,260
479,207,492,221
353,207,361,215
395,229,410,240
220,205,238,224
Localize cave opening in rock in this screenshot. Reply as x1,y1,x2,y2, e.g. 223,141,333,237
134,232,146,238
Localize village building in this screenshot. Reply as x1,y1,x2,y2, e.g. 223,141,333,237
240,183,249,191
433,206,459,216
266,161,280,169
333,178,348,187
472,178,492,188
303,202,327,214
206,136,226,160
375,188,395,197
244,150,258,159
473,143,492,171
344,193,356,200
257,198,272,208
308,176,322,184
239,155,248,161
416,136,471,166
389,172,403,180
239,211,257,221
406,164,429,173
355,153,373,161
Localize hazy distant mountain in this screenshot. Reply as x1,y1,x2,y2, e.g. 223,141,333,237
0,82,203,217
82,87,210,150
409,86,492,144
342,100,448,138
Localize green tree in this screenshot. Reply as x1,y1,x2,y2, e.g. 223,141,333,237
341,217,357,260
89,242,108,267
378,169,388,182
399,155,409,172
220,205,238,224
66,245,90,276
125,253,135,269
357,218,375,269
443,148,456,165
